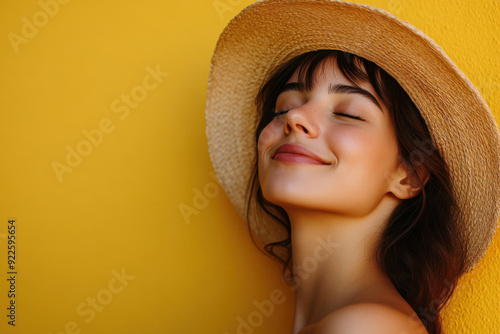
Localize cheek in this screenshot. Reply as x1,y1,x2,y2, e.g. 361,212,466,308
329,126,400,199
257,120,283,155
257,122,278,190
331,126,399,167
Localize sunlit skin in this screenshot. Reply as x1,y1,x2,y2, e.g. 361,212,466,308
257,60,428,333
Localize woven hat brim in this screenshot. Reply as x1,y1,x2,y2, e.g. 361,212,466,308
206,0,500,272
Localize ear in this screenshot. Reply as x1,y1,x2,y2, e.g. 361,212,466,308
389,162,430,200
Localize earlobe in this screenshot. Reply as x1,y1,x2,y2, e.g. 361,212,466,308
390,163,429,200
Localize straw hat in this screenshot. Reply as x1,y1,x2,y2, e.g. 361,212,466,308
205,0,500,272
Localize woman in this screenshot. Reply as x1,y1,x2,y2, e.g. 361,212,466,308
205,1,500,333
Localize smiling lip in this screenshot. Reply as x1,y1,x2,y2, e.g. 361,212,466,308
273,143,330,165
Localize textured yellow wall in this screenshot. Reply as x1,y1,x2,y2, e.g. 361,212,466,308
0,0,497,333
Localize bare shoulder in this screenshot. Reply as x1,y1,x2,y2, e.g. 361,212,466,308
311,303,428,334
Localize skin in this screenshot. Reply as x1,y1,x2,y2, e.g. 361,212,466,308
257,60,428,334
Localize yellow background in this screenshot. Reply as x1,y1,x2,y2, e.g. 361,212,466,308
0,0,498,333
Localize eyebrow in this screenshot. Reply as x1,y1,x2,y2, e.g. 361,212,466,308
279,82,304,94
329,84,382,111
278,82,383,111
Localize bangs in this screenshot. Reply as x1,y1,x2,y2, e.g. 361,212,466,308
293,50,370,92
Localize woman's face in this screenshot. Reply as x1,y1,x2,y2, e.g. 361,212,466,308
257,59,403,217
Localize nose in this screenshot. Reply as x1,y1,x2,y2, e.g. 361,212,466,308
283,105,320,137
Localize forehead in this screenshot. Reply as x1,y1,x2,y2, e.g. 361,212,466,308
282,56,383,104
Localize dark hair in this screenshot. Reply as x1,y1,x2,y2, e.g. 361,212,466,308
246,50,467,334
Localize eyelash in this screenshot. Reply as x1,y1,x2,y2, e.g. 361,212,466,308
273,109,289,116
273,109,364,121
333,112,364,121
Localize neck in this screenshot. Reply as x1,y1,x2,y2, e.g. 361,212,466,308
287,198,401,334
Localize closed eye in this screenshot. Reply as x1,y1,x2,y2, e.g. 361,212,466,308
273,109,289,116
333,112,364,121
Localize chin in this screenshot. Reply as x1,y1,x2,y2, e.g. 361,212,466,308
260,174,303,201
261,184,326,211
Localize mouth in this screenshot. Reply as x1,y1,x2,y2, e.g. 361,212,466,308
273,143,331,165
